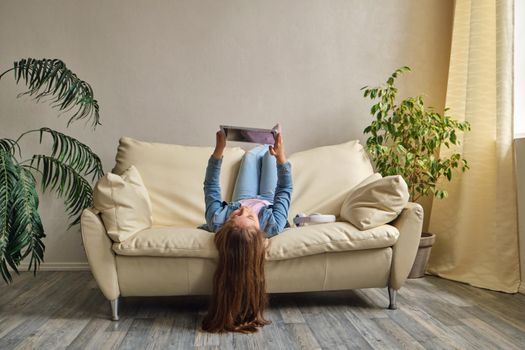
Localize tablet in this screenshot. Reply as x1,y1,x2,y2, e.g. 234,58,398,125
220,125,278,144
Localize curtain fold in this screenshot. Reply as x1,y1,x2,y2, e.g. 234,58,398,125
427,0,520,293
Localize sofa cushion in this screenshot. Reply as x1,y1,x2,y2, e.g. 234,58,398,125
112,222,399,260
112,137,245,227
287,140,374,222
93,165,153,242
113,226,217,258
266,222,399,260
340,174,409,230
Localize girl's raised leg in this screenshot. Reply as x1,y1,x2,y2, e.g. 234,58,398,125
259,149,277,203
232,145,268,201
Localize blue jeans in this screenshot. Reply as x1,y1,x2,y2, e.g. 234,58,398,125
232,145,277,203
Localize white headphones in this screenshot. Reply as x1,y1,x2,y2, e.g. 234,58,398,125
293,213,336,227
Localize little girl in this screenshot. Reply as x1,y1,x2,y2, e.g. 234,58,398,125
201,128,293,333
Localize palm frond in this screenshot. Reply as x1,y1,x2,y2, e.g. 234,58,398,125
38,128,104,181
5,58,100,129
0,138,21,157
30,155,93,228
0,150,19,283
8,165,45,277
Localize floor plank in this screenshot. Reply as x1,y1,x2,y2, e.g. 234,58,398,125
1,272,525,349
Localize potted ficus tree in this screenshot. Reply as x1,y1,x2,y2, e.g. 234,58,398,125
361,66,471,278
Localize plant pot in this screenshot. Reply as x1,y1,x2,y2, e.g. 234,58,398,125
407,232,436,279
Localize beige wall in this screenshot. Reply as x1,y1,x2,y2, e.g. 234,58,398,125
0,0,454,266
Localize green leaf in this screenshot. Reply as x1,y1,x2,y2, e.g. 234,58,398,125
450,130,457,144
0,150,19,283
446,168,452,181
9,58,101,129
0,139,21,157
37,128,104,181
8,165,45,277
30,155,94,228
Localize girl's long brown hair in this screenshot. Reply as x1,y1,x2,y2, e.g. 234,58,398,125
201,220,271,333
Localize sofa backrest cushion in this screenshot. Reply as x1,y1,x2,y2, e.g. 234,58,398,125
287,140,374,221
112,137,245,227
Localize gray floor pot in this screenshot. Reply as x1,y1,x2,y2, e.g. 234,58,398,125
408,232,436,279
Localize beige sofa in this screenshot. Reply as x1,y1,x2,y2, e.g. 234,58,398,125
81,137,423,321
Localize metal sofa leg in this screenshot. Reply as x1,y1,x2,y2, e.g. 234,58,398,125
388,287,397,310
110,298,119,321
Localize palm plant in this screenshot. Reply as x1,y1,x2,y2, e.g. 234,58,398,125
0,58,103,283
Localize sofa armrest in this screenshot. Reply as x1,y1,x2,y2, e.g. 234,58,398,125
389,202,424,290
81,208,120,300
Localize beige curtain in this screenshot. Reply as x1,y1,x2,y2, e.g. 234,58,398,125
427,0,520,293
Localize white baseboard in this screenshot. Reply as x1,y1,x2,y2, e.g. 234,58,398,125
17,262,90,271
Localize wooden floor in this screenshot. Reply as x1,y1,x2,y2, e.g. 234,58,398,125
1,272,524,349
